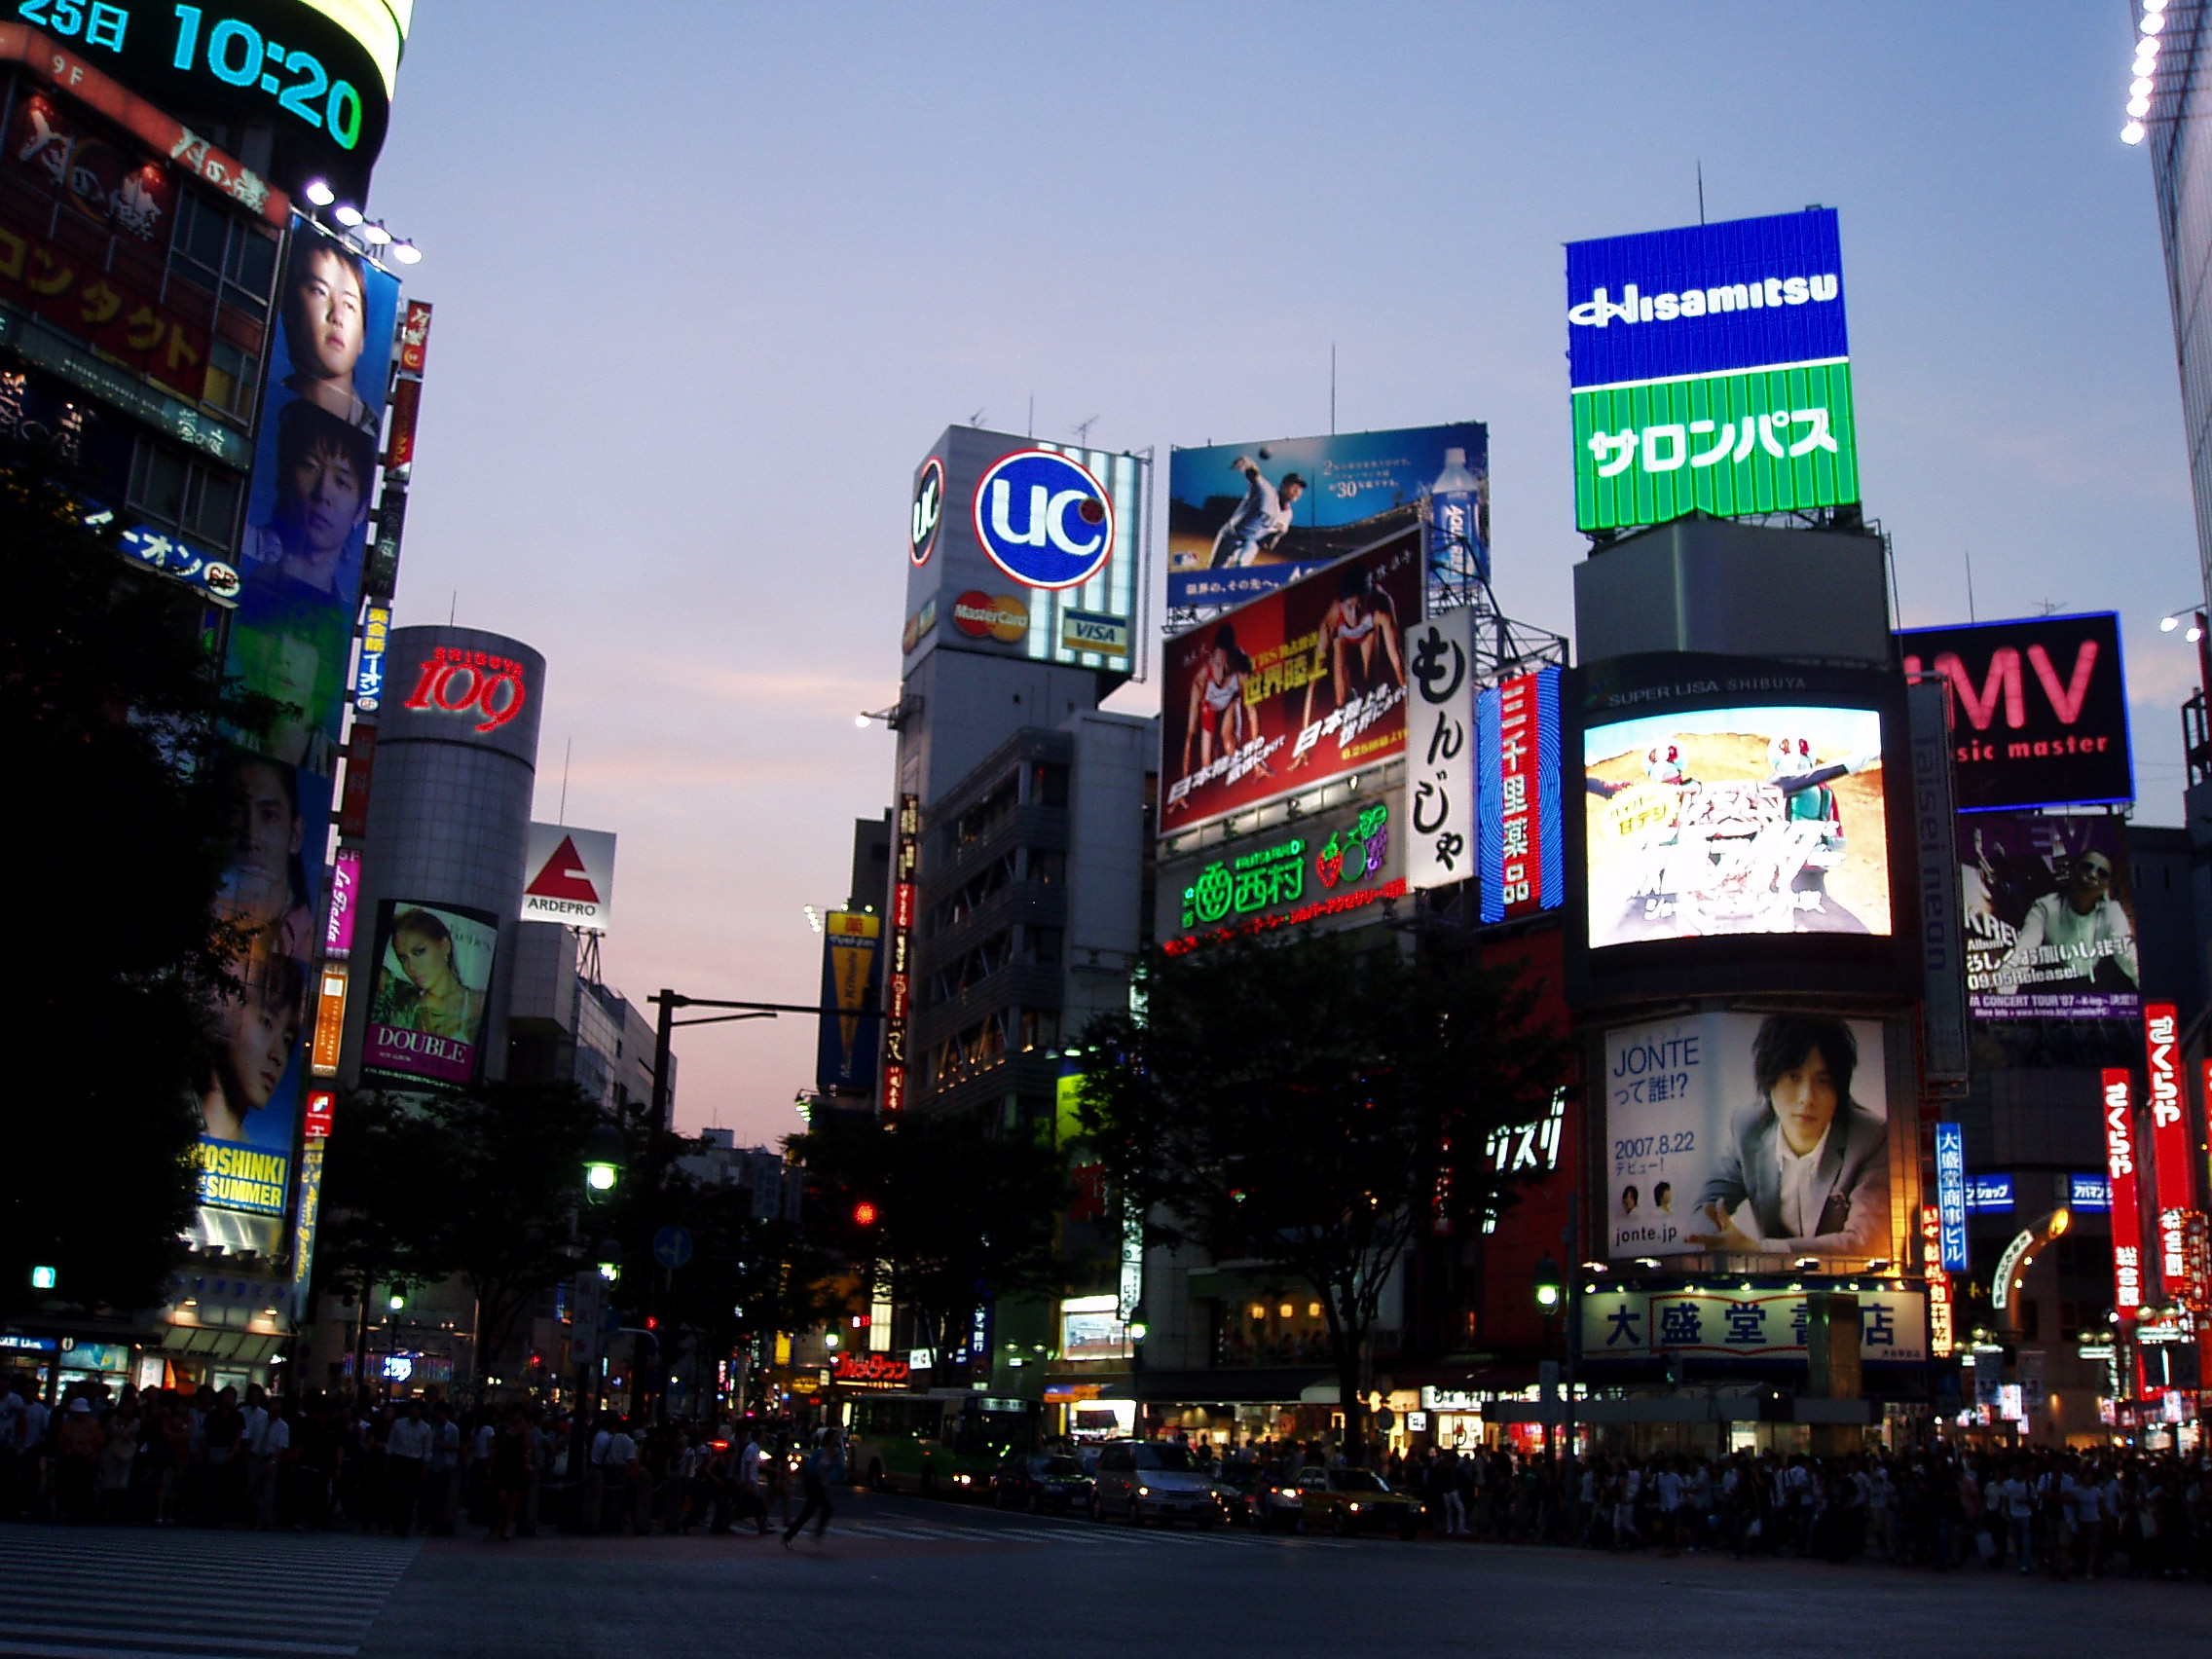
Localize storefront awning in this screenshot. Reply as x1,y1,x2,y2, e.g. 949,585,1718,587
1115,1366,1334,1405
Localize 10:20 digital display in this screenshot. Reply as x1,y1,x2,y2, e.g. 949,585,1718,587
16,0,373,151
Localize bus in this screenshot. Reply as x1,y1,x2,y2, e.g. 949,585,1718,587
843,1390,1039,1497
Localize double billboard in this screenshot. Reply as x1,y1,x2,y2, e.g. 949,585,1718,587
1165,424,1487,609
903,426,1142,681
362,900,499,1088
1960,812,2138,1020
1604,1011,1900,1267
1567,209,1859,532
1161,534,1421,834
1568,654,1912,1004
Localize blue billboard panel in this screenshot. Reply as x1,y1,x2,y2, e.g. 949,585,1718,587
1566,208,1847,390
2070,1173,2112,1212
1934,1122,1970,1272
1166,424,1487,608
1966,1174,2014,1214
1476,666,1564,924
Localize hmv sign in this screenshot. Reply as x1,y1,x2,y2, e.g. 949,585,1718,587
1898,613,2132,812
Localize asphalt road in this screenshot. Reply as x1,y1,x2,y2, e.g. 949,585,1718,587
7,1496,2209,1659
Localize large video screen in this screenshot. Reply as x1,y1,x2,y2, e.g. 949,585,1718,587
1605,1011,1895,1265
1584,705,1890,947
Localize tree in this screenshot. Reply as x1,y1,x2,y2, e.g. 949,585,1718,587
0,459,270,1317
792,1105,1067,1381
1078,928,1574,1456
317,1080,606,1383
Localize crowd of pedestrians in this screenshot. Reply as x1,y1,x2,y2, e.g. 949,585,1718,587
0,1369,838,1541
1364,1441,2212,1578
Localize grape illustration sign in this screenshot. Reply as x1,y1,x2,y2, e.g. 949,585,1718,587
1604,1011,1897,1265
1566,208,1859,532
1163,797,1403,953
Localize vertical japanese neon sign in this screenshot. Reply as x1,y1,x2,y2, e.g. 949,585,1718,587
1934,1122,1969,1272
1477,665,1564,923
2103,1067,2144,1316
880,792,918,1115
2145,1002,2198,1307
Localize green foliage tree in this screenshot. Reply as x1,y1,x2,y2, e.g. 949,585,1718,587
0,461,268,1317
317,1080,606,1383
792,1105,1067,1381
1077,929,1575,1455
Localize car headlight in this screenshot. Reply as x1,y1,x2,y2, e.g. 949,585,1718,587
1348,1502,1361,1512
1137,1485,1151,1496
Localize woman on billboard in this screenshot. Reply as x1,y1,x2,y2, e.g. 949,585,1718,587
373,907,488,1043
1179,623,1256,777
1682,1015,1888,1260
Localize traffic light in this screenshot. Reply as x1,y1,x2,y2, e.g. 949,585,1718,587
1531,1256,1563,1312
29,1265,55,1291
852,1199,879,1228
387,1290,406,1312
583,1123,625,1198
597,1239,622,1282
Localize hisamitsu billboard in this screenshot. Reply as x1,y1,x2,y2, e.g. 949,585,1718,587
1898,613,2132,812
1567,209,1848,389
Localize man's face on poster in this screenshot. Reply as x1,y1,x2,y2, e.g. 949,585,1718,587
283,439,366,558
1770,1046,1839,1158
229,760,301,874
2067,852,2115,915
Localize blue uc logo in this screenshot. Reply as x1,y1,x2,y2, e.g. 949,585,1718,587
972,449,1115,590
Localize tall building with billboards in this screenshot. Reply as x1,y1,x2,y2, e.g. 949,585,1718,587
1,7,414,1401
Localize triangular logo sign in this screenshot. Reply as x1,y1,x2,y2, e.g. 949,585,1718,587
527,835,600,903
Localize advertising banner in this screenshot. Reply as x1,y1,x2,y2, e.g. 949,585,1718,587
1906,679,1970,1081
324,848,361,956
1478,666,1565,922
1959,812,2136,1020
189,748,333,1249
903,428,1140,678
1604,1011,1894,1264
363,900,498,1088
1922,1206,1954,1358
1584,703,1890,946
521,824,617,934
816,909,881,1094
1161,792,1405,955
1166,424,1486,608
1898,614,2132,812
1566,209,1852,531
1161,534,1420,833
1581,1285,1926,1365
2103,1068,2146,1315
1403,608,1476,893
229,219,401,778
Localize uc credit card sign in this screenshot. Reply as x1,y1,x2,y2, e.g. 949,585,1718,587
1566,208,1848,388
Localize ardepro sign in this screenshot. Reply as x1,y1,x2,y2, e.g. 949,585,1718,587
1898,613,2132,812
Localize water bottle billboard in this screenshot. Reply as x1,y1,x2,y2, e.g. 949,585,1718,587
1166,424,1487,608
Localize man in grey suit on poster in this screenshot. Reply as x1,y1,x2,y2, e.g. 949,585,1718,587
1683,1014,1887,1261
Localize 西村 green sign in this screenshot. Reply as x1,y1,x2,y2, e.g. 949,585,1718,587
1572,360,1858,532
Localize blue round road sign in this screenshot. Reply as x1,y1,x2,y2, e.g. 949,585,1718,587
971,448,1115,590
651,1226,694,1270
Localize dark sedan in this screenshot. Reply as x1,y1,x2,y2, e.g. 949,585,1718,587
991,1454,1094,1513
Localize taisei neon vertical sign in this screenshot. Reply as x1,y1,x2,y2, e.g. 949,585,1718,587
880,793,919,1115
2103,1067,2145,1316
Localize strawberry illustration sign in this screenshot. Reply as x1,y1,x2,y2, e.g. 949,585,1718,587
521,823,617,936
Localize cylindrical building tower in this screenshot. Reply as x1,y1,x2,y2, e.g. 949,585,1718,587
343,625,546,1089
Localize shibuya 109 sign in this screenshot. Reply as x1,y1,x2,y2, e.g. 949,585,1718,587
401,645,531,732
1567,208,1859,532
1162,794,1404,954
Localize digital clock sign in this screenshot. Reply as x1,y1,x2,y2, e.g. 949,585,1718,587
11,0,407,201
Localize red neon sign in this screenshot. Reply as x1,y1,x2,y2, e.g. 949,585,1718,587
402,647,530,733
2103,1067,2144,1315
830,1351,909,1385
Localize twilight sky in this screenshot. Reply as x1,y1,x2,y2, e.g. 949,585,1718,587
364,2,2188,1146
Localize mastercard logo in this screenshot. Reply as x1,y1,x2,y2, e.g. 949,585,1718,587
951,591,1030,644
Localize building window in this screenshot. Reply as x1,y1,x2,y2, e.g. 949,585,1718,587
1029,762,1069,807
1026,849,1065,885
129,436,242,549
1018,1009,1058,1052
1023,927,1062,967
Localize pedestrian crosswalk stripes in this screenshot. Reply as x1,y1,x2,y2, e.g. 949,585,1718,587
831,1516,1354,1550
0,1524,419,1659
